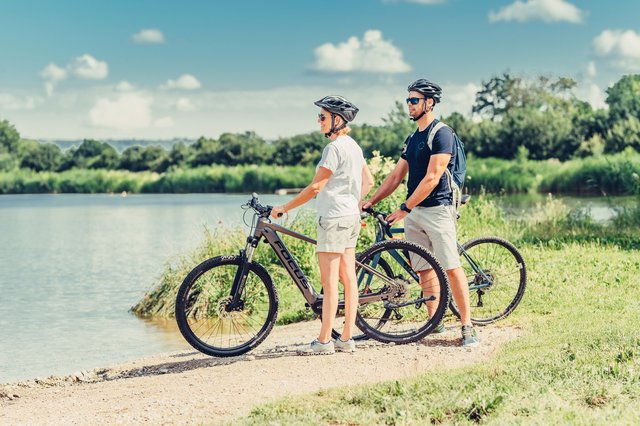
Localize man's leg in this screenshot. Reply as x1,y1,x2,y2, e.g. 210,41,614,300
447,267,471,326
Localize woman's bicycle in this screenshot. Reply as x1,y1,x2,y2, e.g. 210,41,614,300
361,195,527,326
175,194,451,357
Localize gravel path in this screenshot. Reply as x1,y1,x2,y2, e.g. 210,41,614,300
1,320,520,425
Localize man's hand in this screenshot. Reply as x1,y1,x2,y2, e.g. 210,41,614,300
386,209,408,225
360,200,372,211
270,205,286,220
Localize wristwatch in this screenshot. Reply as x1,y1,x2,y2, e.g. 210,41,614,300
400,203,412,213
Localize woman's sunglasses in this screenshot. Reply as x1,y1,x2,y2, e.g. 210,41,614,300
318,114,327,122
406,97,425,105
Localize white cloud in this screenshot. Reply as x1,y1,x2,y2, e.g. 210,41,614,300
575,82,607,110
489,0,584,24
0,93,43,110
40,63,68,82
176,97,196,111
312,30,411,74
154,116,175,128
586,61,597,77
160,74,202,90
132,29,165,44
593,29,640,71
69,54,109,80
115,81,136,92
40,63,68,96
89,93,153,130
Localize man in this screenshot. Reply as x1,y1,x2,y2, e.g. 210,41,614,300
362,79,479,347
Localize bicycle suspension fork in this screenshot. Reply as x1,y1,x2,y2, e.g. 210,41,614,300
226,236,260,311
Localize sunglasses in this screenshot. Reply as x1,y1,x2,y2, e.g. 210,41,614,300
318,113,327,122
406,97,425,105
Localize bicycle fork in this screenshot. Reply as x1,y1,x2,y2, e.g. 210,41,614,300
226,237,259,311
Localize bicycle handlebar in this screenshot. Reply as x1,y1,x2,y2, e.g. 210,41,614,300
244,193,273,218
361,207,391,228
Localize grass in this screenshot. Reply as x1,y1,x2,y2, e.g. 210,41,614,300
230,242,640,425
1,151,639,196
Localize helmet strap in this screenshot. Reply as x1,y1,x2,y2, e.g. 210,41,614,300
325,113,347,138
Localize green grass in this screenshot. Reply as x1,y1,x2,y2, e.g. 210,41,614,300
231,242,640,425
2,152,639,196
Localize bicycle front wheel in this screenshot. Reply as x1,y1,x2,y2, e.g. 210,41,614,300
450,237,527,324
175,255,278,357
355,240,451,344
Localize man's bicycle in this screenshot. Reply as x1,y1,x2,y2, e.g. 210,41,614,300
361,195,527,327
175,194,451,357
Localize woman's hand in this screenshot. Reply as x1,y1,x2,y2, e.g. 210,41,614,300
270,205,286,219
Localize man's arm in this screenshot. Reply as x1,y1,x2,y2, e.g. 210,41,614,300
404,153,451,209
364,159,409,207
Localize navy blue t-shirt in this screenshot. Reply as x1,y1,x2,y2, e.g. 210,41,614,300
400,119,456,207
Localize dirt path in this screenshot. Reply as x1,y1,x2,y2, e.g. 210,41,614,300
1,320,520,425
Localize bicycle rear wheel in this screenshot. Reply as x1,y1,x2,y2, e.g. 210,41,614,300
450,237,527,324
175,255,278,357
355,240,450,344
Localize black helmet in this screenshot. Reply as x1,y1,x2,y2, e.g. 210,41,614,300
408,79,442,103
314,95,359,122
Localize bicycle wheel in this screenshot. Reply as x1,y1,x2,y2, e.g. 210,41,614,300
175,255,278,357
449,237,527,325
328,256,395,342
355,240,450,344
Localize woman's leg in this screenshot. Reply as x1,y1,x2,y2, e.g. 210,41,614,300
338,247,358,340
318,251,341,343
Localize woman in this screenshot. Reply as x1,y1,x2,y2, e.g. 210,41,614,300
271,95,374,354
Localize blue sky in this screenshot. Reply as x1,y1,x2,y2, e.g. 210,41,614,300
0,0,639,140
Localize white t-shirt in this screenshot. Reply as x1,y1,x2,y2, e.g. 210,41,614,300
315,135,365,218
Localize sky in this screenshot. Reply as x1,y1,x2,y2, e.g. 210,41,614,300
0,0,639,141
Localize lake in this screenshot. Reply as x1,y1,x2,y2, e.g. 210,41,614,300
0,193,631,383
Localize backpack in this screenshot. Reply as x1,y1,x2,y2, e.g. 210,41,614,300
425,121,467,215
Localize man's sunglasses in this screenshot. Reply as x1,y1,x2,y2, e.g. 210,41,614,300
406,97,425,105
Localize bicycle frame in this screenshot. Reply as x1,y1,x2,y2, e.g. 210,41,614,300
229,215,399,312
369,217,493,291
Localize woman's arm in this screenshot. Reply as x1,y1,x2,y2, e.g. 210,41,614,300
360,163,374,200
271,167,333,218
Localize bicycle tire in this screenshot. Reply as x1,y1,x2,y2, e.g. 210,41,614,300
175,255,278,357
328,256,395,342
449,237,527,324
355,240,451,344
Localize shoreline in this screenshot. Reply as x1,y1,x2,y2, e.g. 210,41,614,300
1,320,521,425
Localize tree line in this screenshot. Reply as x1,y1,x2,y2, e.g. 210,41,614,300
1,73,639,174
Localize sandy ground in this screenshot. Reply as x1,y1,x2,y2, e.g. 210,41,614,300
0,320,520,425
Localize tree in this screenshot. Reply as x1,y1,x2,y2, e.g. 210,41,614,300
18,141,63,171
606,74,640,122
65,139,119,169
0,119,20,154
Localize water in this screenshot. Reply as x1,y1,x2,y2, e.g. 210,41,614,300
0,193,287,383
0,193,631,383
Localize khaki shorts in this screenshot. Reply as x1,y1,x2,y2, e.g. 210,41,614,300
404,205,461,271
316,214,361,253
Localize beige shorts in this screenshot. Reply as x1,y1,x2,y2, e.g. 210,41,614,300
404,204,461,271
316,214,361,253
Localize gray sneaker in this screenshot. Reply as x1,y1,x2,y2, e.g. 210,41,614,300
433,323,446,334
298,339,335,355
461,325,480,347
334,338,356,353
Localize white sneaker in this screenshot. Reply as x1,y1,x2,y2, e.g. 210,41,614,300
334,338,356,353
298,339,335,355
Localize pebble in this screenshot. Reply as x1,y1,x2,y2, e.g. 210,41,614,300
245,355,256,361
159,368,169,374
